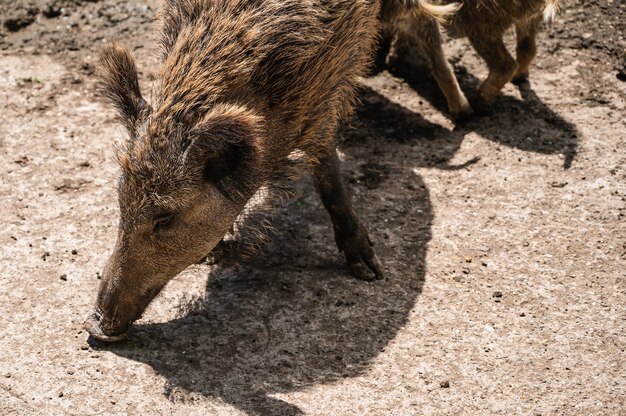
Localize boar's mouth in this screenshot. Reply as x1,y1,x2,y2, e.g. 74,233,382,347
83,309,130,343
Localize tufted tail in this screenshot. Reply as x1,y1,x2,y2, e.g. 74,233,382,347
400,0,461,22
543,0,561,25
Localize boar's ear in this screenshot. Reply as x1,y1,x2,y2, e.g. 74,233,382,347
185,104,265,197
97,43,148,133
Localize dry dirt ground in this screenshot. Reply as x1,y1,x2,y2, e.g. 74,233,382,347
1,1,625,415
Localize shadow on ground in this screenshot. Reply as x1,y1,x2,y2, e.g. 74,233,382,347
386,51,579,169
93,68,577,413
96,90,436,415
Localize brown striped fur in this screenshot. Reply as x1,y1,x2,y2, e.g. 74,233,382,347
381,0,561,117
85,0,446,341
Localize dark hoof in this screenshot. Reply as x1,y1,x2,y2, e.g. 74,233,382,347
512,72,530,85
451,108,474,125
471,96,493,116
337,227,384,281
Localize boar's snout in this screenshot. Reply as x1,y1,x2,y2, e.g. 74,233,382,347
85,249,168,343
83,254,148,343
83,308,130,343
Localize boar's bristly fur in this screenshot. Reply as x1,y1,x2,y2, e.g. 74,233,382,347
381,0,562,118
87,0,449,342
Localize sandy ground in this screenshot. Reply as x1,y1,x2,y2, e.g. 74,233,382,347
1,1,625,415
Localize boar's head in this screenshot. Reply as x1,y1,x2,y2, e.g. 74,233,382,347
84,44,267,342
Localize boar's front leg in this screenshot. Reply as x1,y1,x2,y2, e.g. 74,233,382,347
313,149,384,281
513,15,543,83
408,15,473,118
467,30,518,106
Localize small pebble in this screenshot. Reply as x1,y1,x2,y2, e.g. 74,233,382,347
60,274,67,281
71,249,78,255
67,370,74,375
440,380,450,388
492,291,503,298
58,391,63,398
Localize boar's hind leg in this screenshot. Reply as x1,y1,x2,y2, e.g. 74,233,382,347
313,150,384,281
467,30,518,106
411,15,472,118
513,15,542,83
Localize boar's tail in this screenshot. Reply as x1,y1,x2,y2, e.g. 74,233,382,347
543,0,561,26
401,0,461,22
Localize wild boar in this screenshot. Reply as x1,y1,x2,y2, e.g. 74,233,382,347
380,0,561,117
84,0,450,342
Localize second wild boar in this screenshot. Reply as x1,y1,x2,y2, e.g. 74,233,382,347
381,0,561,117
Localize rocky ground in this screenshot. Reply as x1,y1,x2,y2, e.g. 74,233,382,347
0,0,624,415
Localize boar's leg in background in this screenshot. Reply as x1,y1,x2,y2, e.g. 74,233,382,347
401,12,473,118
465,28,519,107
313,150,384,281
513,15,543,83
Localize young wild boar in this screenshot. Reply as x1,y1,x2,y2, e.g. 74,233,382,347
380,0,561,117
84,0,451,342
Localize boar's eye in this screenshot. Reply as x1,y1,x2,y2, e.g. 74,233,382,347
153,213,175,233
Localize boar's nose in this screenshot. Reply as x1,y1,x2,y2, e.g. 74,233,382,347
83,309,128,343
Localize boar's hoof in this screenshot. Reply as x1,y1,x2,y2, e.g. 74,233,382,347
451,107,474,123
337,227,384,281
511,72,530,85
449,98,473,122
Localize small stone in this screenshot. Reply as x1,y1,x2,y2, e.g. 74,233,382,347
60,274,67,281
3,7,39,32
440,380,450,388
520,312,526,317
58,391,63,397
3,373,10,378
453,275,463,282
71,249,78,255
492,291,503,298
43,4,62,18
66,370,74,375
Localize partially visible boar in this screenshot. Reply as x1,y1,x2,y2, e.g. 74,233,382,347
84,0,449,342
381,0,561,117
